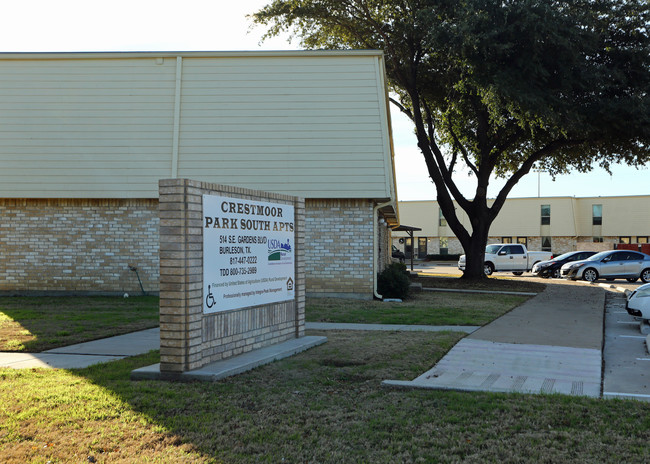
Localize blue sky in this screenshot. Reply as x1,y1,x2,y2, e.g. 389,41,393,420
3,0,648,201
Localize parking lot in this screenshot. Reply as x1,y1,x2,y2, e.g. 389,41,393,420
412,260,650,401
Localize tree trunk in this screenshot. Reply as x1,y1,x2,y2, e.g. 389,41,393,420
459,218,491,280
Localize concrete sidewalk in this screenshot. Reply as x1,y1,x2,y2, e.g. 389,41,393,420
0,328,160,369
384,283,606,397
0,322,479,372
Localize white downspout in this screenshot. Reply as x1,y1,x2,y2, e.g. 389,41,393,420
374,201,392,300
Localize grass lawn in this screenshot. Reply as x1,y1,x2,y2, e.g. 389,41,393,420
0,296,159,352
306,291,529,326
2,330,650,463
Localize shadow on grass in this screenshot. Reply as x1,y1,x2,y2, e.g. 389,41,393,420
4,329,650,463
0,296,159,352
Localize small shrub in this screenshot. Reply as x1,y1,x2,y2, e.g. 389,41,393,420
378,262,411,299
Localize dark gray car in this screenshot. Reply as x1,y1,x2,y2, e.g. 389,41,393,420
561,250,650,283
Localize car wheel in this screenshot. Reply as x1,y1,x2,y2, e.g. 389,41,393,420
641,269,650,284
512,271,524,276
626,278,639,283
484,262,494,276
552,269,561,279
583,268,598,282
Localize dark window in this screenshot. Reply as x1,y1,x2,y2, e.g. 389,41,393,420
541,205,551,225
438,209,447,227
592,204,602,226
506,245,525,255
626,252,644,261
541,236,552,252
593,236,603,243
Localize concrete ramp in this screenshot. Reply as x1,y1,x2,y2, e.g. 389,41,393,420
384,283,605,398
384,338,601,397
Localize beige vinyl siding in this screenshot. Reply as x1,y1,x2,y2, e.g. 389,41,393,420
176,56,390,197
596,196,650,236
0,58,176,197
488,198,576,237
396,201,439,235
396,196,650,240
0,52,395,200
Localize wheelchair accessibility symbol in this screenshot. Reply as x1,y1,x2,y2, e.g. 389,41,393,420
205,285,216,309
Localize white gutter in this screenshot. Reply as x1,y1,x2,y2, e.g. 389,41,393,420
374,201,393,300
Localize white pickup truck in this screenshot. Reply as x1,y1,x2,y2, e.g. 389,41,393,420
458,244,553,276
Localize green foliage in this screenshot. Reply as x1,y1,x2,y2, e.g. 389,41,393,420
377,262,411,299
252,0,650,278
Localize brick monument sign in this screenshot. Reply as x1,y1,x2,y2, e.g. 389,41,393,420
133,179,325,380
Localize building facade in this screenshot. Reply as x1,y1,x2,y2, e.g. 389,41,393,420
0,51,398,299
393,196,650,258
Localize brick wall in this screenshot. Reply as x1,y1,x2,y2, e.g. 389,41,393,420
158,179,305,374
0,196,382,300
305,199,375,299
0,198,159,294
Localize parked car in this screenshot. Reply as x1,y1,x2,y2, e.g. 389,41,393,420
561,250,650,283
626,283,650,322
458,243,553,276
531,251,597,278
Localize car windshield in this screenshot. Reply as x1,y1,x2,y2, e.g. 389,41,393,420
634,285,650,298
553,252,575,261
486,245,502,254
587,251,610,261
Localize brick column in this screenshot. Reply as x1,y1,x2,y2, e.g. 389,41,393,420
158,179,203,373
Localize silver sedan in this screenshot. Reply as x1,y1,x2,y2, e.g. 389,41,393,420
561,250,650,283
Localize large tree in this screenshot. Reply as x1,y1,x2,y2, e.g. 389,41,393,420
252,0,650,278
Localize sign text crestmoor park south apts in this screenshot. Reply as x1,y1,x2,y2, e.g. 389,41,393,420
203,194,295,313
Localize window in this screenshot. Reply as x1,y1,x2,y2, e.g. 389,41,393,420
541,236,552,252
506,245,525,254
619,237,631,244
541,205,551,225
438,208,447,227
592,204,602,225
593,236,603,243
439,237,448,254
637,237,649,244
517,237,528,246
502,237,513,244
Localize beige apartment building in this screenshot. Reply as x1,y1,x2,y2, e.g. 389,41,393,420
0,50,398,299
394,196,650,258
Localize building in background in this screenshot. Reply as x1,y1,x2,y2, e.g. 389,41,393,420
393,196,650,258
0,50,398,299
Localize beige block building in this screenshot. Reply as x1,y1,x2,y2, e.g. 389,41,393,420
393,196,650,258
0,51,398,299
